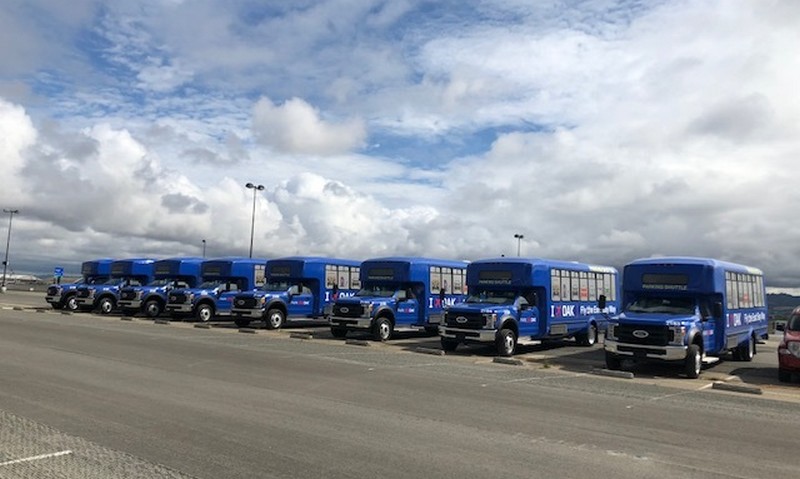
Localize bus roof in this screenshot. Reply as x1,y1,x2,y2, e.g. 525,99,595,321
363,256,469,268
471,257,618,274
627,257,763,275
269,256,360,266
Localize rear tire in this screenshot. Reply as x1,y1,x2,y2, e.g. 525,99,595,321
496,328,517,357
605,351,622,370
684,344,702,379
738,335,755,362
441,338,459,352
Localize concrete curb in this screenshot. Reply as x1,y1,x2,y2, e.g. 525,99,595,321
591,368,634,379
120,317,135,321
154,319,170,325
712,381,763,395
13,306,24,311
194,324,212,329
493,357,525,366
60,311,72,315
414,347,445,356
289,332,313,340
345,339,370,347
239,328,258,334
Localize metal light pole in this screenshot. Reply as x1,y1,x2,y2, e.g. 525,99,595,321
245,183,264,258
514,233,524,257
202,239,206,258
1,209,20,292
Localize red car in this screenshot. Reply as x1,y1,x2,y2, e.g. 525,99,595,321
778,308,800,382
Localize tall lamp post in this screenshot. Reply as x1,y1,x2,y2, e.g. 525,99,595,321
201,239,206,258
245,182,264,258
514,233,524,257
1,209,20,292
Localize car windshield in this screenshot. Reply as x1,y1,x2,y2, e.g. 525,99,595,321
355,285,399,297
466,290,518,305
85,277,106,285
626,296,696,315
788,314,800,332
198,280,223,289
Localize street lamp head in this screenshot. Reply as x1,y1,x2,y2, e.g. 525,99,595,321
514,233,524,239
245,183,265,190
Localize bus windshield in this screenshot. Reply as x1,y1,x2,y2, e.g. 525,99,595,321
355,285,401,298
466,290,518,305
148,278,175,287
198,280,224,289
626,296,696,315
263,280,296,292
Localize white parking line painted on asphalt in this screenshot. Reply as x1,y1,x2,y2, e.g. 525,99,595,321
0,450,73,466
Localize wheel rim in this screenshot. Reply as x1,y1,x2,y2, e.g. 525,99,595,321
747,337,754,359
101,300,112,314
66,297,78,311
146,302,160,317
269,312,283,328
693,350,701,376
379,321,390,340
199,307,211,322
588,325,597,345
504,333,515,354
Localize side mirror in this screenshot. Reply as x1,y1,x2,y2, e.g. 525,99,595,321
712,302,723,319
598,295,607,310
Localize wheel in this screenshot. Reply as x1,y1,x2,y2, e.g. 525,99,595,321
144,299,163,318
495,328,517,357
737,335,755,362
65,295,79,312
373,317,393,341
195,303,214,322
331,327,347,338
684,344,702,379
577,323,598,347
440,338,458,352
97,297,115,315
605,351,621,370
264,308,285,330
778,368,791,383
234,317,251,328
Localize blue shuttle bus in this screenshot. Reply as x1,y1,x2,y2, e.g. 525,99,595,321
604,257,768,378
440,258,620,356
165,257,266,322
74,258,157,314
329,257,469,341
231,256,360,329
117,257,205,318
45,258,114,311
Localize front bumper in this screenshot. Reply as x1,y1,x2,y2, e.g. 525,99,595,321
231,308,264,318
45,295,63,304
75,297,94,307
118,300,142,309
439,326,496,342
329,316,372,329
166,303,193,313
604,339,687,361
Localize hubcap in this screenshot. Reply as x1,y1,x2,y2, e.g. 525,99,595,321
694,352,701,375
66,298,77,311
504,334,515,353
199,308,211,321
270,313,282,328
102,300,112,313
379,322,390,340
147,303,159,316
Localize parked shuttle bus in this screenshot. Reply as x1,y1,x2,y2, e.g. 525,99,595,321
165,257,266,322
117,257,205,318
231,256,360,329
604,257,768,378
440,258,619,356
45,258,114,311
74,258,156,314
329,257,468,341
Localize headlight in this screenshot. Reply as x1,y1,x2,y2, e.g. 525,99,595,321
670,326,687,345
362,303,374,317
788,341,800,358
607,323,617,340
484,313,497,329
260,296,267,306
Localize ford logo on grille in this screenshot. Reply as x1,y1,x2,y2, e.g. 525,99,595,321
456,316,468,324
632,329,649,339
236,299,245,306
340,307,349,313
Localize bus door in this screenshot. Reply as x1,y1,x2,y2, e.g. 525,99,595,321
518,292,540,338
702,299,725,354
289,284,315,318
394,287,420,327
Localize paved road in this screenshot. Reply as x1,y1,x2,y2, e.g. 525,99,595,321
1,293,799,478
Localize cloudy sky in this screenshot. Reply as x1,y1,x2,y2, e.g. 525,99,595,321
1,0,799,288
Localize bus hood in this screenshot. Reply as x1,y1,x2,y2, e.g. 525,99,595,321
446,303,513,316
615,312,699,328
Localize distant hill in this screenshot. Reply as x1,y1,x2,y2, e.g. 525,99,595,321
768,293,800,319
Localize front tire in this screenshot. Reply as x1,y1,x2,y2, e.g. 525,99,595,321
373,317,393,341
577,323,598,347
144,299,163,318
441,338,459,352
496,328,517,357
64,294,79,312
264,308,285,330
684,344,702,379
605,351,622,370
196,303,214,322
97,297,115,315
